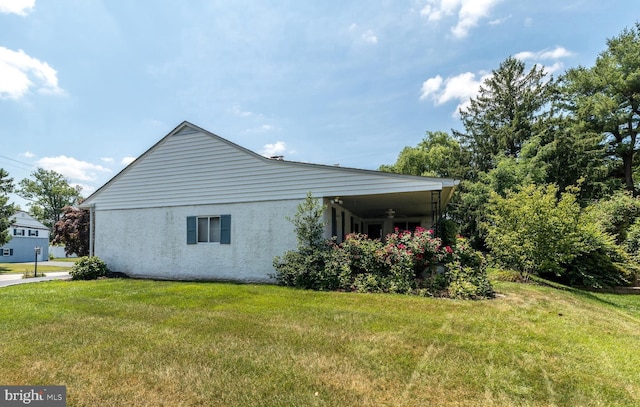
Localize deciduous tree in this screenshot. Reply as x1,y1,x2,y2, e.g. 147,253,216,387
52,206,90,257
17,168,82,230
379,131,470,179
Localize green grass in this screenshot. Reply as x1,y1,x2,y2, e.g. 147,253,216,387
51,257,79,263
0,280,639,406
0,263,72,274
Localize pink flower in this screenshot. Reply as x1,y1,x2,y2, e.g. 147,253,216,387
445,246,453,254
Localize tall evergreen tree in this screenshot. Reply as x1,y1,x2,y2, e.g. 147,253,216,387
562,22,640,195
456,56,552,174
0,168,15,246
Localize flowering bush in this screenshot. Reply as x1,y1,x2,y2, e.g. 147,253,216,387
324,227,493,298
272,195,493,299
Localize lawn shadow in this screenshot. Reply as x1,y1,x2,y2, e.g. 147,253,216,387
532,276,639,311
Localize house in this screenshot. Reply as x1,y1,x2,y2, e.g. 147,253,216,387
79,121,458,282
0,211,50,263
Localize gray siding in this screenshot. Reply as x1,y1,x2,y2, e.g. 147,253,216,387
83,123,455,211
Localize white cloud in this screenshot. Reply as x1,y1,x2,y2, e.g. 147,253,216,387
100,157,114,163
261,141,287,157
514,46,573,76
515,46,573,61
420,71,491,116
121,156,136,166
419,75,443,100
0,0,34,16
539,62,564,75
362,30,378,44
0,46,63,99
420,0,502,38
20,151,35,158
36,156,111,182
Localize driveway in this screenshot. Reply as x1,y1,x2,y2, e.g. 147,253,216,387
0,261,72,287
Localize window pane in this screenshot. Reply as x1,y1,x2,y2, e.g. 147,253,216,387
210,217,220,242
197,217,209,242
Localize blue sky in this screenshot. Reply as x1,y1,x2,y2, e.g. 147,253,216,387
0,0,637,207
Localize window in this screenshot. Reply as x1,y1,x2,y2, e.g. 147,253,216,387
13,229,24,236
187,215,231,245
2,248,12,256
28,230,39,237
198,216,221,243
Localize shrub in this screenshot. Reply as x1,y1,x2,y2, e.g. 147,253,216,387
330,228,493,298
485,184,583,278
70,256,109,280
273,193,493,299
273,193,335,289
587,191,640,244
445,261,494,300
624,218,640,262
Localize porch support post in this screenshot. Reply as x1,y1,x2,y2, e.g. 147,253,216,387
431,190,442,237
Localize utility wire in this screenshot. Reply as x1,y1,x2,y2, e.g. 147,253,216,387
0,154,35,172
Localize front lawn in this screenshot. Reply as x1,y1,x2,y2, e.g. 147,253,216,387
0,263,72,274
0,280,638,406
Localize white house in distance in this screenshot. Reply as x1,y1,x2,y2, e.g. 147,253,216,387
0,211,50,263
80,121,458,282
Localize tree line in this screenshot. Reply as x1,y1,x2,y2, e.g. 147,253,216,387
0,168,88,256
381,22,640,287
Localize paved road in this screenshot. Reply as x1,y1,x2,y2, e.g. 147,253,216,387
0,261,72,287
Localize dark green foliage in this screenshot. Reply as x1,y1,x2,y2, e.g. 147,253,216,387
558,249,635,288
562,22,640,194
70,256,109,280
457,56,552,174
587,191,640,244
624,218,640,263
0,168,15,246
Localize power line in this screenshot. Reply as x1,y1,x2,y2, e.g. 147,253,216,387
0,155,35,172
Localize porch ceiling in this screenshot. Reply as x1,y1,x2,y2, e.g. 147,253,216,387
334,191,439,219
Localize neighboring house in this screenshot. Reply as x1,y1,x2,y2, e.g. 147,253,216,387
80,121,458,282
0,211,50,263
